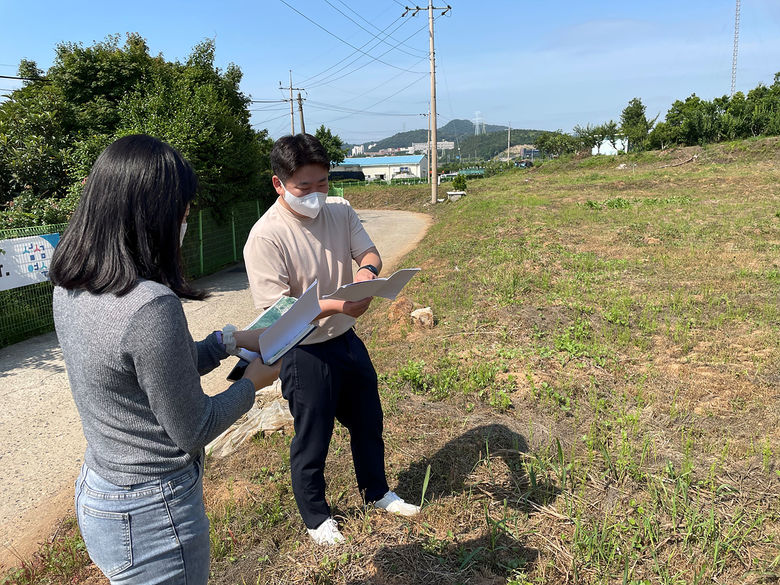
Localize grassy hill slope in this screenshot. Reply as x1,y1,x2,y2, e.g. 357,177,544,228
8,138,779,585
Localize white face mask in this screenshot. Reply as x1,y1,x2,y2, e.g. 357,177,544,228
180,221,187,245
280,182,328,218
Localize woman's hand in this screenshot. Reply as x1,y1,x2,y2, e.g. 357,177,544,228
242,357,281,390
233,329,262,352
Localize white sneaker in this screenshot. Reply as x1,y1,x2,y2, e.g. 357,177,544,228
307,517,346,545
374,491,421,516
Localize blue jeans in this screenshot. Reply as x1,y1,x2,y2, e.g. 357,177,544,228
75,457,210,585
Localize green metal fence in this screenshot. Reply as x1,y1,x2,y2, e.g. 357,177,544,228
0,186,350,348
0,199,271,349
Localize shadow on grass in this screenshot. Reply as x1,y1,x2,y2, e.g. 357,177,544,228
392,423,559,511
342,424,556,584
346,532,539,585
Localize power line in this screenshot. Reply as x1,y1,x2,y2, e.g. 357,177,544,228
327,62,426,110
305,99,420,116
277,0,424,75
298,17,407,86
323,73,427,125
306,21,430,89
251,112,291,128
0,74,47,81
325,0,426,59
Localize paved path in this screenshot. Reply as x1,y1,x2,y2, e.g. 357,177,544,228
0,209,431,570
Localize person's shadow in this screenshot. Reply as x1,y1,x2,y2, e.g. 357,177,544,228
345,423,558,584
393,422,559,510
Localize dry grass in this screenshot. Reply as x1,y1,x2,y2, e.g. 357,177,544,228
4,138,780,585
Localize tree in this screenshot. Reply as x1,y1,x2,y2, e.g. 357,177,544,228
314,125,346,166
646,121,676,150
534,130,578,158
117,40,270,210
664,94,719,145
0,34,275,227
451,174,467,191
572,123,601,154
620,98,655,151
0,79,73,224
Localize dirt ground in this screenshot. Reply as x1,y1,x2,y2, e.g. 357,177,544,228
0,208,432,572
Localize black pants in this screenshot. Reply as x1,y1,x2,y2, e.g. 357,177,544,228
280,328,389,529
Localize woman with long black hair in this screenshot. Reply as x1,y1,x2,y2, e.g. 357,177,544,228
50,134,278,584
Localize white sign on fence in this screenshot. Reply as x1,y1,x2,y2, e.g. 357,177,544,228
0,233,61,292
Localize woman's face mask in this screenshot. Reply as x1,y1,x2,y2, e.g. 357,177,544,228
280,182,327,218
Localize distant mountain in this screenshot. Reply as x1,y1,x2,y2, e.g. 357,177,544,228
352,119,544,161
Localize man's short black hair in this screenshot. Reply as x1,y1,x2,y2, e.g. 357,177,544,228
270,134,330,183
50,134,205,299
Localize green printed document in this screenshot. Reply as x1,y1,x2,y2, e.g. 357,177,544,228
245,296,298,330
228,281,320,380
256,281,320,364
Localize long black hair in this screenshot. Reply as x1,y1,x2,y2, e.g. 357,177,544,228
50,134,206,299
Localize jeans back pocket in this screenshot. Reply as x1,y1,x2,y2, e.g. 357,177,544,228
79,505,132,578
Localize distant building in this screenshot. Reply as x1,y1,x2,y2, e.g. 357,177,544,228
411,140,455,153
376,147,407,156
350,144,365,156
516,144,540,160
339,155,428,182
592,138,629,156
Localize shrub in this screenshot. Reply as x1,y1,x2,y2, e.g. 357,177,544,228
451,174,467,191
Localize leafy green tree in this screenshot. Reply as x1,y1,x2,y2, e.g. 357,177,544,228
534,130,578,158
573,123,601,153
117,40,270,210
620,98,655,151
314,125,346,166
0,34,275,227
664,94,719,145
0,80,73,225
646,121,676,150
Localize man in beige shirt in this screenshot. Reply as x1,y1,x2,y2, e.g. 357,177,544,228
243,134,419,545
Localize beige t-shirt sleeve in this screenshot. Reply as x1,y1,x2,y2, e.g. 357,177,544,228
243,231,290,310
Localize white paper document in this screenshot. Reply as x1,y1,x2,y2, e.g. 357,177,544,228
322,268,420,302
257,280,321,364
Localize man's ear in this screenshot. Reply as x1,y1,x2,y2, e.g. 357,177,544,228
272,175,285,196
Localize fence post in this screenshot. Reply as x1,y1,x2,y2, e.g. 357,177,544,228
198,209,204,276
231,210,237,262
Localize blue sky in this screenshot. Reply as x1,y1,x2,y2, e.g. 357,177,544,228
1,0,779,144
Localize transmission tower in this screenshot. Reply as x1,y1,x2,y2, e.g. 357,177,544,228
473,111,486,135
731,0,740,96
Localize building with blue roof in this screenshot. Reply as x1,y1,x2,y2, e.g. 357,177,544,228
335,154,428,182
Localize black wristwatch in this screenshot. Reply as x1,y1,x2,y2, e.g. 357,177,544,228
358,264,379,276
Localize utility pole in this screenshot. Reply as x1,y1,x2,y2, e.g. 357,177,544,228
403,2,451,204
279,71,305,135
507,122,511,161
297,92,306,134
426,115,431,184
